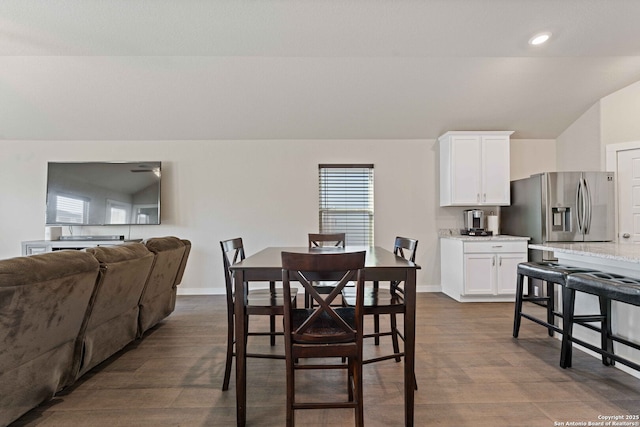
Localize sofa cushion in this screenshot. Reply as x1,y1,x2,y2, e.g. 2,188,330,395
77,243,155,378
138,237,187,336
0,250,99,427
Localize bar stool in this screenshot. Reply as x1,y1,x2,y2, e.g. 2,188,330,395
513,262,604,338
561,271,640,371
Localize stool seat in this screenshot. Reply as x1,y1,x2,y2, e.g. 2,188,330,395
561,271,640,372
566,272,640,306
513,262,603,339
517,262,597,285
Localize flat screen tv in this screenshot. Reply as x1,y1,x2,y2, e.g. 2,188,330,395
46,161,161,226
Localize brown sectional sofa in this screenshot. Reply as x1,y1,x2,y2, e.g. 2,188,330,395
138,237,190,337
77,243,155,379
0,236,190,427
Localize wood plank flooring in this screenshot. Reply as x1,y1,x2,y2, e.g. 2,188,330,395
12,292,640,426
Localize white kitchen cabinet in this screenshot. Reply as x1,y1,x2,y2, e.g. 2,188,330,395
440,237,528,302
439,131,513,206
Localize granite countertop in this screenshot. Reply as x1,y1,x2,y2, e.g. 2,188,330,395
529,242,640,264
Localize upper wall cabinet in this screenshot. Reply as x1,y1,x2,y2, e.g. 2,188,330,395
439,131,514,207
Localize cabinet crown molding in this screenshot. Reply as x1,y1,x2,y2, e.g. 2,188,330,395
438,130,514,141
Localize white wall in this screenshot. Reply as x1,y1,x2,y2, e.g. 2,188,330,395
601,80,640,146
0,138,554,294
510,139,556,180
554,79,640,172
0,139,436,293
555,102,602,171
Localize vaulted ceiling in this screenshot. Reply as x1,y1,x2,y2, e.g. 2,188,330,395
2,0,640,140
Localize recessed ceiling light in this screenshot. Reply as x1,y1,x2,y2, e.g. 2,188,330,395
529,32,551,46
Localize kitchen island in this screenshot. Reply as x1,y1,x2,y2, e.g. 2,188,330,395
529,242,640,378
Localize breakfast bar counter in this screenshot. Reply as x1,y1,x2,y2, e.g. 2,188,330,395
528,241,640,378
529,241,640,267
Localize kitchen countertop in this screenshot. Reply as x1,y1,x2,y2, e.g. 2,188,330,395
529,242,640,264
440,234,530,242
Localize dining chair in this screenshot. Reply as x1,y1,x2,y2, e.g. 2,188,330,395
342,236,418,388
281,250,366,427
220,238,298,391
308,232,346,248
305,233,346,308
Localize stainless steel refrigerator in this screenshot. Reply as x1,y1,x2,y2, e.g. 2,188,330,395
501,171,615,263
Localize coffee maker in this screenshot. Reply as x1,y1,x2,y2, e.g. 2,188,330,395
462,209,491,235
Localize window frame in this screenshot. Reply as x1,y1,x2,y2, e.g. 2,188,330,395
318,164,374,246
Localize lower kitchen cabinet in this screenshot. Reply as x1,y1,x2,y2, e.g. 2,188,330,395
441,237,528,302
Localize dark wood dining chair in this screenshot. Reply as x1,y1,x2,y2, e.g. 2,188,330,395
305,233,346,308
342,236,418,388
220,238,298,391
308,232,346,248
281,250,366,427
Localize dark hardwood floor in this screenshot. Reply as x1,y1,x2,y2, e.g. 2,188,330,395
12,292,640,426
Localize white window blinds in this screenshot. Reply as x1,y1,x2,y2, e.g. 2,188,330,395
55,195,88,224
318,164,374,246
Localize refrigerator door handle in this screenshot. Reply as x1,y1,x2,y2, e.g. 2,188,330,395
583,177,592,234
575,180,583,233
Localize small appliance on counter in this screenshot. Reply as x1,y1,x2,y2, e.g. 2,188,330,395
461,209,493,236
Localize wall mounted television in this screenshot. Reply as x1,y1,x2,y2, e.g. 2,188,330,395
46,161,161,226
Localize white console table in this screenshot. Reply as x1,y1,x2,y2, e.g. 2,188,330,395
21,239,134,256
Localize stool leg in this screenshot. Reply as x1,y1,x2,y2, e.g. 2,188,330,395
546,281,555,337
598,296,614,366
513,273,525,338
560,286,575,368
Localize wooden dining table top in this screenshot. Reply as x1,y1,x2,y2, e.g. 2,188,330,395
229,245,420,271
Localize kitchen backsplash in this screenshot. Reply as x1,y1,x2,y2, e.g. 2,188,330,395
438,228,462,237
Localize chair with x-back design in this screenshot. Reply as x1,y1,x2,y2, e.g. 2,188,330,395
281,250,366,427
220,237,298,391
305,233,346,308
342,236,418,389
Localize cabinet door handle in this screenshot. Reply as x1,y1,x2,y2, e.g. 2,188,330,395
491,245,502,248
483,193,486,202
499,256,502,266
477,193,480,202
492,255,495,266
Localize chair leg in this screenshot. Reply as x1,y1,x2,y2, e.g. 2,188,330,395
560,287,575,368
373,281,381,345
546,281,555,337
286,356,295,427
269,281,277,346
512,273,524,338
374,314,380,345
348,357,354,401
354,356,364,427
390,313,401,362
222,310,234,391
270,314,276,346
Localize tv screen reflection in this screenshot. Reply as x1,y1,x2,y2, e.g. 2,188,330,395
46,162,161,226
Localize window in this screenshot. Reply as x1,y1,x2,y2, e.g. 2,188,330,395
319,164,374,246
106,199,130,224
55,194,88,224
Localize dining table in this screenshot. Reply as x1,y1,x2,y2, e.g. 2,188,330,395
229,245,421,426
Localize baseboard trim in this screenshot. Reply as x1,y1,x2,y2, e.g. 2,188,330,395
178,285,443,296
